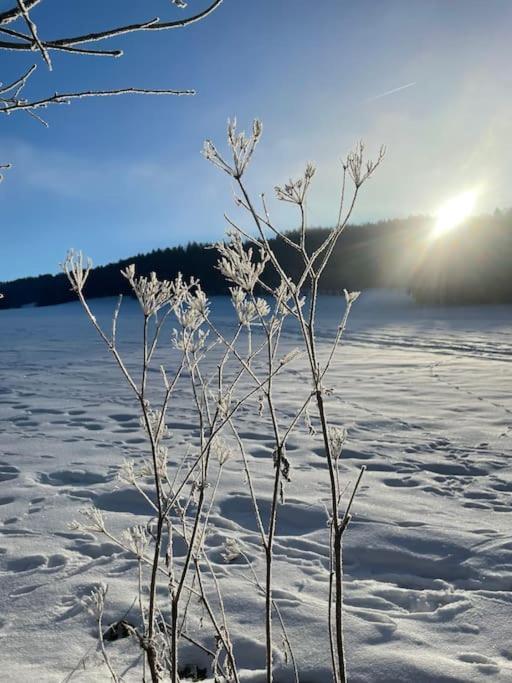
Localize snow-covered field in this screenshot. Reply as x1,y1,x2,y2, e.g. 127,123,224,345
0,290,511,682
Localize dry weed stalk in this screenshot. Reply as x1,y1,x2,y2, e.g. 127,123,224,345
204,118,383,683
64,117,383,683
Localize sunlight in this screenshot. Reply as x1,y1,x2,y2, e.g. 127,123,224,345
432,190,478,238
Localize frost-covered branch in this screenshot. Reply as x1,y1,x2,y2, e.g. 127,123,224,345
0,1,223,51
0,0,223,169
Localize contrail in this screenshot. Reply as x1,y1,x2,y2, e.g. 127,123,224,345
366,81,416,102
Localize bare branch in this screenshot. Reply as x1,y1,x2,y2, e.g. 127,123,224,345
0,1,223,50
1,85,194,121
16,0,51,69
0,1,224,177
0,0,41,26
0,62,36,95
0,162,11,181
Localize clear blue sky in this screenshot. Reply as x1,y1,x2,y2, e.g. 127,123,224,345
1,0,511,280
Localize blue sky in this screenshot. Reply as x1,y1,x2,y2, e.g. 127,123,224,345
1,0,511,280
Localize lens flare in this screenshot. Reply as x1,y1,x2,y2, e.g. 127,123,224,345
432,190,477,238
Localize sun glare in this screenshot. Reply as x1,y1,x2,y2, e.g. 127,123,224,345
432,190,477,238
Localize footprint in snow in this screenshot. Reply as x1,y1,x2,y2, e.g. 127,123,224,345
69,540,121,559
94,487,156,515
382,477,421,488
463,489,497,501
6,554,47,572
63,489,97,502
108,413,138,424
457,653,500,675
462,501,492,510
352,609,398,640
0,463,20,483
45,554,68,571
370,586,471,621
29,407,63,416
10,584,44,598
219,495,326,536
38,469,109,487
30,496,45,505
0,496,15,506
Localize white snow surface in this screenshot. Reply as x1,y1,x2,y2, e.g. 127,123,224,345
0,289,511,682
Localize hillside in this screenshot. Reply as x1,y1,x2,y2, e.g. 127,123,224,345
1,212,511,308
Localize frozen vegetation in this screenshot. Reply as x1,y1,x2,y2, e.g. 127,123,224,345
0,290,511,681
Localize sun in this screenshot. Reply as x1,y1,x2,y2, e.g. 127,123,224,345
432,190,477,238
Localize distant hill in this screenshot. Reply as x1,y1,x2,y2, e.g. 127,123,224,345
1,212,511,308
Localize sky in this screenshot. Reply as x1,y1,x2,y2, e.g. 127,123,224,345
1,0,511,280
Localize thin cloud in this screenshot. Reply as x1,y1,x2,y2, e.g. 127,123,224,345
0,138,182,199
366,82,416,102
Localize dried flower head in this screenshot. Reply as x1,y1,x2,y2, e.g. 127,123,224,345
275,163,316,204
81,583,108,619
221,537,241,563
69,506,106,533
344,289,361,305
230,287,270,325
172,327,209,356
217,391,232,419
121,265,189,317
203,118,262,179
328,426,347,460
279,348,302,366
304,405,316,435
140,405,170,442
211,436,234,466
345,142,386,188
61,249,92,293
122,524,149,558
118,459,137,485
217,232,268,291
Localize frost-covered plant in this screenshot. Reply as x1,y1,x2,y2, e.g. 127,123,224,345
62,256,268,682
64,118,383,683
202,119,384,683
80,584,119,682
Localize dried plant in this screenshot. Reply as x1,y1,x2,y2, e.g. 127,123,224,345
64,117,383,683
203,118,383,683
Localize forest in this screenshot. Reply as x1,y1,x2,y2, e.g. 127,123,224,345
2,210,511,308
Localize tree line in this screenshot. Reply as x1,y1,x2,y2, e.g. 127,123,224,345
1,210,511,309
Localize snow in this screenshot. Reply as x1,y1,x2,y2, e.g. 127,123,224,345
0,290,511,682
